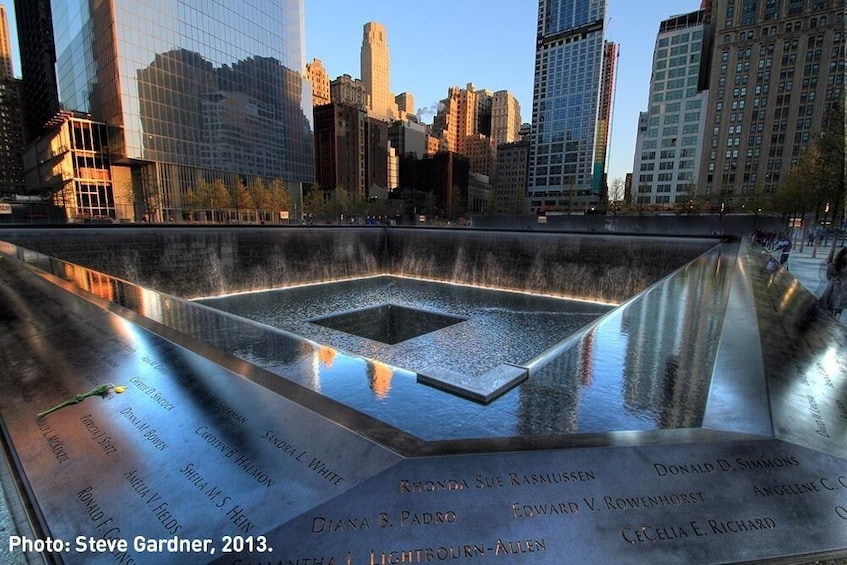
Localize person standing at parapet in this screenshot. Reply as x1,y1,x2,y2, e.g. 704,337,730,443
775,233,792,265
822,248,847,319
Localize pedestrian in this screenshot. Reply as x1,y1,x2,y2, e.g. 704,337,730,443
821,248,847,319
775,233,792,265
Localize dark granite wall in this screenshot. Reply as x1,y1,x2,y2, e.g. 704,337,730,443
0,227,718,302
0,228,386,298
386,229,717,303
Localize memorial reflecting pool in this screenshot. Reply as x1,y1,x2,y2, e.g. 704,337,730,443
0,227,730,441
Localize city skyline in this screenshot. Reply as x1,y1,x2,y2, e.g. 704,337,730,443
2,1,703,188
304,0,703,187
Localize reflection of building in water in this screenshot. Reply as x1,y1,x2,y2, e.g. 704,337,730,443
621,253,728,427
518,343,588,435
366,360,394,400
18,0,314,223
518,248,730,435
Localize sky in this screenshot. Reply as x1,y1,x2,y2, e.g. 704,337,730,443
304,0,703,183
2,0,703,184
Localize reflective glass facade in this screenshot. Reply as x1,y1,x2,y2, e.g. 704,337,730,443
50,0,313,219
529,0,606,212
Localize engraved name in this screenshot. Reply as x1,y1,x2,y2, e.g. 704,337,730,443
312,510,457,534
141,355,169,374
622,517,776,544
177,377,247,424
119,407,167,451
76,484,134,563
195,425,237,457
260,429,307,461
129,376,175,411
179,462,232,509
79,414,118,455
654,456,799,475
369,538,546,563
755,476,847,496
37,418,70,464
807,395,830,438
508,470,596,486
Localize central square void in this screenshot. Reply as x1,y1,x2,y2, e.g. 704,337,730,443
310,303,465,345
199,275,613,379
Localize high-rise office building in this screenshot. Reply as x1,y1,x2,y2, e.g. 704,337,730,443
395,92,414,120
314,103,389,199
432,84,496,174
632,10,709,207
14,0,60,144
495,139,530,213
528,0,608,213
398,151,470,217
330,74,368,110
432,85,522,179
314,104,366,197
698,0,844,211
360,21,397,121
490,90,522,151
0,5,13,80
306,58,331,107
388,118,428,159
0,36,22,196
0,5,24,193
17,0,314,222
595,40,618,195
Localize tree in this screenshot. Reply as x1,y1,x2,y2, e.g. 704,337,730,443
328,186,351,221
232,178,254,222
268,178,291,218
502,188,528,216
450,185,467,220
608,177,626,203
775,149,820,253
194,180,213,207
303,185,327,221
252,178,274,219
210,179,230,223
248,177,267,214
364,194,397,219
424,192,437,216
608,178,626,216
183,188,202,221
674,183,695,214
133,180,162,222
776,104,845,251
743,184,767,219
814,103,846,237
774,153,814,217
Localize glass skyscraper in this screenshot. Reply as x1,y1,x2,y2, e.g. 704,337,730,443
19,0,314,221
528,0,608,213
